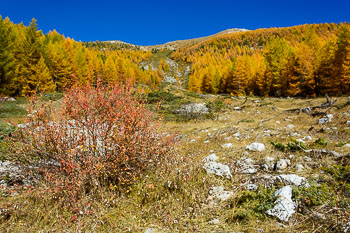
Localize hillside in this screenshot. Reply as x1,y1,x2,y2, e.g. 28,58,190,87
0,17,350,232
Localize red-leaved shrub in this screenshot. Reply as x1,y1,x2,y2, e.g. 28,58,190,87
16,82,173,206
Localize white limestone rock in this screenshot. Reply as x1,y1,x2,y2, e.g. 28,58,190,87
203,162,232,179
202,153,219,163
276,174,310,187
236,157,257,174
276,159,291,171
266,186,296,222
318,114,333,124
221,143,233,149
246,142,265,151
208,186,234,201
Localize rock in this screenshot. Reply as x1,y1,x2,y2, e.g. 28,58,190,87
208,218,220,225
176,103,209,116
202,153,219,163
343,144,350,148
162,75,177,83
266,186,296,222
296,138,306,144
221,143,233,149
276,121,281,124
286,124,295,129
304,156,312,162
290,132,301,137
208,186,233,201
301,107,312,114
318,114,333,124
245,183,258,190
303,136,312,141
262,156,275,171
0,97,16,102
234,106,241,110
144,228,158,233
203,162,232,179
276,159,291,171
276,174,310,187
203,140,210,144
236,157,257,174
233,132,240,137
347,121,350,125
246,142,265,151
295,163,304,172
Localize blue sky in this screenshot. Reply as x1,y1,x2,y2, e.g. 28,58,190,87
1,0,350,45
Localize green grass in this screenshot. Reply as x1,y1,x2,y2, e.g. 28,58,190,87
0,100,27,118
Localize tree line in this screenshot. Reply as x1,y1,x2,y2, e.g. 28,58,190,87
0,16,162,96
171,23,350,97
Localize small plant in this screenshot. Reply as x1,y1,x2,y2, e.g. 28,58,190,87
13,81,174,210
271,141,286,151
227,187,276,222
315,137,327,146
293,183,334,207
271,139,308,152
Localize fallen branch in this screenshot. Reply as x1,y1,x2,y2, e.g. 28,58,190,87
284,95,337,114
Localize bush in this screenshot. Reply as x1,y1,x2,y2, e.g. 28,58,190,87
14,82,174,207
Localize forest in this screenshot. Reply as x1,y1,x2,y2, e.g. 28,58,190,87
1,17,350,97
0,16,162,96
172,23,350,97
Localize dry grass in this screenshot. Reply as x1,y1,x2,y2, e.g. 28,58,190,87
1,95,349,232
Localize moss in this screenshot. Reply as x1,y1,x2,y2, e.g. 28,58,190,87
227,187,276,222
293,183,335,207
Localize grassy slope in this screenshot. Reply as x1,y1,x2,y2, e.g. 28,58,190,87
0,92,349,232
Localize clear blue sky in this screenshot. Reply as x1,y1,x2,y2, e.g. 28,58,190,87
1,0,350,45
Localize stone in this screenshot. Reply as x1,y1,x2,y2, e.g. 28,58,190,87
176,103,209,116
296,138,306,144
203,140,210,144
203,162,232,179
287,124,295,129
246,142,265,151
276,121,281,124
295,163,304,172
202,153,219,163
233,132,240,137
290,132,301,137
237,157,257,174
347,120,350,125
262,156,275,171
304,156,312,162
221,143,233,149
276,159,291,171
266,186,296,222
303,136,312,141
208,186,234,201
208,218,220,225
144,228,158,233
343,144,350,148
234,106,241,110
277,174,310,187
318,114,333,124
245,183,258,190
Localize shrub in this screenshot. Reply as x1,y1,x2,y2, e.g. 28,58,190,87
14,82,174,207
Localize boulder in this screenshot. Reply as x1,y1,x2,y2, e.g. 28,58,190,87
203,162,232,179
266,186,296,222
246,142,265,151
276,174,310,187
318,114,333,124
